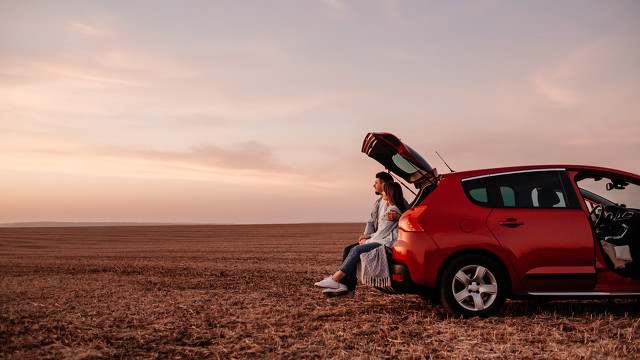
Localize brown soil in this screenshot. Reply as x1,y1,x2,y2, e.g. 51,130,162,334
1,224,638,359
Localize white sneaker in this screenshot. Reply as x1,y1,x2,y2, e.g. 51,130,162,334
314,276,341,289
322,284,352,298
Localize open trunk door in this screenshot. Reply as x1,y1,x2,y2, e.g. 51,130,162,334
362,132,438,185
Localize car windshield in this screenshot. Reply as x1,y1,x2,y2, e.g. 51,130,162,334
576,175,640,209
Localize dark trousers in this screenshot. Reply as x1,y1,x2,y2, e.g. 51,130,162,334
341,243,359,291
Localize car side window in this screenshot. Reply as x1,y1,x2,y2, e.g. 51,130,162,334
499,187,516,207
461,178,490,206
493,171,569,208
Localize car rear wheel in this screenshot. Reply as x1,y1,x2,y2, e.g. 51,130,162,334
439,254,507,317
419,291,441,305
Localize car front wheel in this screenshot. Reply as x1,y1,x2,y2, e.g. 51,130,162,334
439,254,507,317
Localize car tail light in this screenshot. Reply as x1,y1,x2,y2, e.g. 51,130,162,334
399,205,426,232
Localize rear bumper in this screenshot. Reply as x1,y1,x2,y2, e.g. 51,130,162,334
389,261,432,294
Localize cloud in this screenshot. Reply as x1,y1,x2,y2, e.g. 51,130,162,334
323,0,349,16
5,61,142,87
123,141,288,173
380,0,400,22
0,139,292,182
528,43,598,107
530,71,577,106
66,21,111,37
529,31,638,107
0,35,343,123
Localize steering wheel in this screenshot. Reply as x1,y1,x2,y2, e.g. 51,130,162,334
589,203,604,227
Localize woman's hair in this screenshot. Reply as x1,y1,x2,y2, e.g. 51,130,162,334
384,182,406,213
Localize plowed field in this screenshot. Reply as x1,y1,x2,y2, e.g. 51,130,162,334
1,224,638,359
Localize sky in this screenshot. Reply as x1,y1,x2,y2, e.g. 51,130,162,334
1,0,639,224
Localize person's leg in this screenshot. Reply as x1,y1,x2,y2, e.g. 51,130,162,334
336,242,382,287
315,243,381,292
314,243,360,290
341,243,359,291
342,243,358,261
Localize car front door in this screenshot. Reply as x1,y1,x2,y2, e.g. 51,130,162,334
485,170,596,292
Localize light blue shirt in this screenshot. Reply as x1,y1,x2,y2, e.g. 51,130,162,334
366,204,401,248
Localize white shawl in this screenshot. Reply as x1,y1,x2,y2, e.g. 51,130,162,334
357,245,394,292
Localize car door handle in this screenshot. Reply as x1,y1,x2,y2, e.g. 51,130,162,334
499,218,524,227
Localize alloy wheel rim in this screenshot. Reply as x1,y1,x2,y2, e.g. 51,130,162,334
451,264,498,311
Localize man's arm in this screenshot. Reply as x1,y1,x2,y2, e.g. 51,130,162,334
386,210,402,221
363,198,380,235
386,198,410,221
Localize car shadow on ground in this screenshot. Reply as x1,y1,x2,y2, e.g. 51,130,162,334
366,294,640,319
500,298,640,317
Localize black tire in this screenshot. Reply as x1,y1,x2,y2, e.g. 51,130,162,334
419,291,441,305
439,254,507,317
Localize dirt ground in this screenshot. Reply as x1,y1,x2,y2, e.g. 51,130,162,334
1,224,638,359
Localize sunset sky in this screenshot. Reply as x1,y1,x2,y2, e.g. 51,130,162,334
1,1,639,224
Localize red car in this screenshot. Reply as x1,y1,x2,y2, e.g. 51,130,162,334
363,132,640,317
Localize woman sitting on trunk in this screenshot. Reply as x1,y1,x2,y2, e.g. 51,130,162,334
314,181,406,296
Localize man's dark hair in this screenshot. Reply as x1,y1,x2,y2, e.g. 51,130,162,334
376,171,394,183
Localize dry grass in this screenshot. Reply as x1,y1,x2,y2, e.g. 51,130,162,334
1,224,638,359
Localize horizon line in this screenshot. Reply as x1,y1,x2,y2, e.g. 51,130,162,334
0,221,363,228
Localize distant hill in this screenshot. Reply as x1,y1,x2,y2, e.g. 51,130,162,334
0,221,350,228
0,222,199,228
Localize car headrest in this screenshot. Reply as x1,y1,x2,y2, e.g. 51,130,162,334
537,187,560,208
